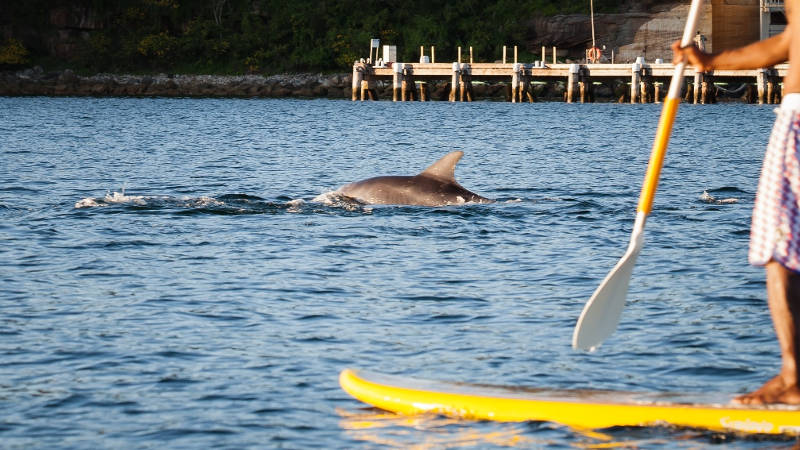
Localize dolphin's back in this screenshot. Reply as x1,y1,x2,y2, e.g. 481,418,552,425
335,152,493,206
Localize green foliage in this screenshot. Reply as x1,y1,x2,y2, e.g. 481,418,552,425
3,0,625,74
0,38,30,66
138,32,178,59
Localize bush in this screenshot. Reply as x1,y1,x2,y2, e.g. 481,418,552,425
138,32,177,60
0,38,30,66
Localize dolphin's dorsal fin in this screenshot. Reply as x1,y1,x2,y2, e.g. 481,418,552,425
419,151,463,181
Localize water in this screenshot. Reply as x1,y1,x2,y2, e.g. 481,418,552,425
0,97,793,448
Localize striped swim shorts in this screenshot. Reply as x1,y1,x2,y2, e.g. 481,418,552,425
749,93,800,273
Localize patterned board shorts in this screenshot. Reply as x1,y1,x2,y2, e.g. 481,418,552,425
749,93,800,273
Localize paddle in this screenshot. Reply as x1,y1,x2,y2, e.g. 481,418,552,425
572,0,704,351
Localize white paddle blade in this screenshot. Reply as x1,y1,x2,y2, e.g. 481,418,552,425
572,248,639,351
572,213,646,351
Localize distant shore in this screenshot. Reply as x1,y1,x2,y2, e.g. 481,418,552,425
0,67,577,101
0,67,354,99
0,67,753,102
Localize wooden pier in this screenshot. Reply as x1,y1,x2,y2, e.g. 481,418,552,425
352,60,788,104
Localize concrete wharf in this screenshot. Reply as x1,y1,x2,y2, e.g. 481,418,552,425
351,60,788,104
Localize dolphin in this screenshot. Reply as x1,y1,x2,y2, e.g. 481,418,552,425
335,151,493,206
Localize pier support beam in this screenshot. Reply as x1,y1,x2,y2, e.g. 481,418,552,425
631,62,641,104
392,63,401,101
767,68,781,104
578,67,591,103
450,62,460,102
404,65,417,101
352,62,364,101
567,64,580,103
353,61,376,101
521,68,534,103
460,64,473,102
693,69,701,104
511,63,520,103
640,67,653,103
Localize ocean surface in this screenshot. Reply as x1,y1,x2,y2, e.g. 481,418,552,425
0,96,794,448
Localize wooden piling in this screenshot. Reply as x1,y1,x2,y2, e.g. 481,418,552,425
503,46,507,65
461,66,473,102
524,73,535,103
757,68,766,104
640,78,648,103
419,82,428,101
392,63,401,101
701,80,709,104
630,62,641,104
567,64,579,103
511,63,520,103
767,69,780,104
578,67,590,103
459,68,467,102
745,83,756,104
640,67,652,103
401,65,408,101
767,77,775,104
450,62,460,102
773,70,782,103
406,66,417,101
352,63,363,101
693,70,702,104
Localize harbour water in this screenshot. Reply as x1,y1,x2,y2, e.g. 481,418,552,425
1,97,793,448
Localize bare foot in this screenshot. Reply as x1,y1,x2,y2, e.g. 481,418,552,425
735,375,800,405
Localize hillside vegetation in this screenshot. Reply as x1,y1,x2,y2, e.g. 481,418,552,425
1,0,626,74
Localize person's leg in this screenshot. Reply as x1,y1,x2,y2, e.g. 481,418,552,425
736,261,800,404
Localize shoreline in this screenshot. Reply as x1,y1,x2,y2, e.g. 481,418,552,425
0,68,353,99
0,67,754,103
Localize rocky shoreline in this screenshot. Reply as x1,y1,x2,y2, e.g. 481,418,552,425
0,67,356,98
0,66,754,102
0,67,611,101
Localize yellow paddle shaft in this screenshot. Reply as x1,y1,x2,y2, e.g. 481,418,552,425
637,95,680,215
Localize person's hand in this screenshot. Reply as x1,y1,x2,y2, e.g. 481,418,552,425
671,40,713,72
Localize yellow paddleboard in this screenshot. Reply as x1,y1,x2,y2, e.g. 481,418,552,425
340,368,800,435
